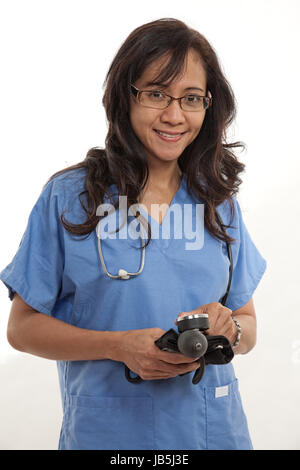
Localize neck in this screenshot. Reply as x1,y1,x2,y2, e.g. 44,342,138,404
144,161,182,192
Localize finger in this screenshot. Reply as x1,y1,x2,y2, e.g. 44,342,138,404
157,350,199,364
158,359,201,377
140,370,174,380
140,361,199,380
206,304,232,331
141,354,202,379
174,311,188,325
175,305,210,324
213,308,233,332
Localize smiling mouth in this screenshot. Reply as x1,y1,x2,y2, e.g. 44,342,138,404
154,129,187,141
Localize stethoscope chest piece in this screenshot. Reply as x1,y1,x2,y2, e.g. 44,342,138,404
118,269,131,280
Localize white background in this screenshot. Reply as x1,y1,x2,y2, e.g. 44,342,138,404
0,0,299,450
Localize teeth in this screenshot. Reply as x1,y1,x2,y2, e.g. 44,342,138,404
156,130,182,138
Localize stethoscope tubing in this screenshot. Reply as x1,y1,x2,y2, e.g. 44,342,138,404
96,207,233,301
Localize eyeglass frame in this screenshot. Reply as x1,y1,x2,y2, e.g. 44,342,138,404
130,84,212,112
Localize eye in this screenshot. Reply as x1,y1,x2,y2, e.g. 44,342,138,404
185,94,201,103
146,90,166,100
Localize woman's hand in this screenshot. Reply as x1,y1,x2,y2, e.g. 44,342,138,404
176,302,237,345
117,328,201,380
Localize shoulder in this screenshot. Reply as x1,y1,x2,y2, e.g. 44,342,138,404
216,195,239,223
192,175,241,228
28,167,88,227
44,167,87,197
37,167,88,209
216,196,243,242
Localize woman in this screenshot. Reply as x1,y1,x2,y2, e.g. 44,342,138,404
0,18,266,450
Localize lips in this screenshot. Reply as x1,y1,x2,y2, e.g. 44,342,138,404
154,129,187,142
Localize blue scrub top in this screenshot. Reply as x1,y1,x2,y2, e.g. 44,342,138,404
0,169,266,450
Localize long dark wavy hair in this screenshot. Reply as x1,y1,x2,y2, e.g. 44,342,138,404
46,18,245,245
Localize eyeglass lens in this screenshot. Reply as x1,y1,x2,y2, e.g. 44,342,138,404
139,90,210,110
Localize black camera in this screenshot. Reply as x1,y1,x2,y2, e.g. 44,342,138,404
125,313,234,384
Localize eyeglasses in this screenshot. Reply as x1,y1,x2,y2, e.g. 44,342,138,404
131,84,212,112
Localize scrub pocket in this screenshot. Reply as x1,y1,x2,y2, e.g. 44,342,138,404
61,395,154,450
204,378,253,450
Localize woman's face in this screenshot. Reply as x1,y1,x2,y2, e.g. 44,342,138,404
130,49,207,166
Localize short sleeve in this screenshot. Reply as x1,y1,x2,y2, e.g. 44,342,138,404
0,180,65,315
222,197,267,311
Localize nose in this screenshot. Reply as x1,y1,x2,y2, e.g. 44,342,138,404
159,99,185,126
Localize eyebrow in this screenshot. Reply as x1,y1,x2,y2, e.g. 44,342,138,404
144,81,204,93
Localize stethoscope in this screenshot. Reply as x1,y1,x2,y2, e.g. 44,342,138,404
96,206,147,281
96,208,233,305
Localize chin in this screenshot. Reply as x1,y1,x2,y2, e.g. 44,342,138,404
153,153,182,163
149,146,185,161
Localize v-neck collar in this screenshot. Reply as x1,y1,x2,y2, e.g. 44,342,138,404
136,174,188,252
106,174,188,252
137,173,186,229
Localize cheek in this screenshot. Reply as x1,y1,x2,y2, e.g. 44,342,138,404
130,107,157,140
187,115,206,140
129,107,140,136
194,114,206,132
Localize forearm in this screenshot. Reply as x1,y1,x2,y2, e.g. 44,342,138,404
231,313,256,355
7,312,124,362
7,312,200,382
